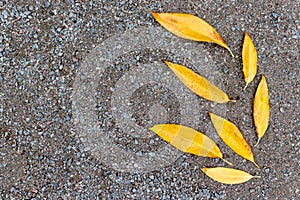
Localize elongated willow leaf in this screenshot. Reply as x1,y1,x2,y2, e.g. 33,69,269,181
202,167,260,184
150,124,232,165
164,60,234,103
242,32,257,90
253,75,270,146
209,113,259,168
151,12,234,57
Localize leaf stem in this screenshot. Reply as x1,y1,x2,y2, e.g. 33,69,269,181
253,175,261,178
228,48,235,58
254,138,261,147
253,161,261,169
222,158,233,166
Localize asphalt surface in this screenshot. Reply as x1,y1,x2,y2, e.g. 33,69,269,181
0,0,299,199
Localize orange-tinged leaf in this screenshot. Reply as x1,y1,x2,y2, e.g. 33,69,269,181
150,124,232,165
151,12,234,57
253,75,270,146
209,113,259,168
164,60,233,103
202,167,260,184
242,32,257,90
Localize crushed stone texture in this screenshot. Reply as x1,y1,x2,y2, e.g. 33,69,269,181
0,1,299,199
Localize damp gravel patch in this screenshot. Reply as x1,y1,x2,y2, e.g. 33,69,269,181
0,1,299,199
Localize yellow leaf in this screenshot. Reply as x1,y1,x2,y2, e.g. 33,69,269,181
164,60,233,103
150,124,232,165
253,75,270,146
202,167,260,184
151,12,234,57
209,113,260,168
242,32,257,90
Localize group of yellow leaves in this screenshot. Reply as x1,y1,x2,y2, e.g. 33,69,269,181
149,12,270,184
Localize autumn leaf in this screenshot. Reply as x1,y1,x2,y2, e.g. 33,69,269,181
209,112,260,168
150,124,232,165
202,167,260,184
163,60,234,103
151,12,234,57
242,32,258,90
253,75,270,146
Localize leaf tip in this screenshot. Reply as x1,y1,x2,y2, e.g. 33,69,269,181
244,32,251,40
150,11,157,16
243,83,248,91
149,124,158,132
201,168,207,173
162,59,172,67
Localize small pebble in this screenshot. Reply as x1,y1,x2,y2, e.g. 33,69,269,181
44,1,51,8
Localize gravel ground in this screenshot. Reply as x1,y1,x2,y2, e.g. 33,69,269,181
0,0,299,199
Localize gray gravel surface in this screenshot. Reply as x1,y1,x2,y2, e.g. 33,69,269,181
0,0,299,199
